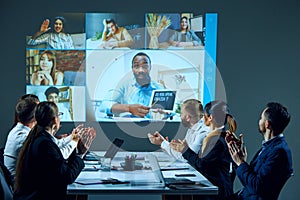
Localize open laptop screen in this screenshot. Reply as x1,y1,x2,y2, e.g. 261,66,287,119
104,138,124,159
84,138,124,161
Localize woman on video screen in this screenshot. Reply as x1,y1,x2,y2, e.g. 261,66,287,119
27,16,74,49
31,50,64,86
169,16,202,47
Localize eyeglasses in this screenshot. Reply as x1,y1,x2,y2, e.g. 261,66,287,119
57,112,64,117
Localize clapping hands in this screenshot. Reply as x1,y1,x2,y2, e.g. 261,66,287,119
77,127,96,156
147,131,168,146
225,131,243,149
169,139,188,153
71,124,96,156
226,131,247,166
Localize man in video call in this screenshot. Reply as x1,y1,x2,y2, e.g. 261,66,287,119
101,52,165,119
45,86,72,121
101,18,134,49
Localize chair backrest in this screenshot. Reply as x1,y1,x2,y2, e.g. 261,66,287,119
0,161,13,200
277,173,294,199
0,148,4,165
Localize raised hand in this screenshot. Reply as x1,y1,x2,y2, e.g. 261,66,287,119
102,19,107,28
77,127,96,156
40,71,54,85
147,131,166,146
73,124,84,134
40,19,51,33
170,139,187,153
225,131,243,149
70,124,84,143
227,140,247,166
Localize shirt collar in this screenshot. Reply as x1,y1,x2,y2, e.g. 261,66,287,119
190,117,211,133
16,122,31,132
131,76,157,90
45,130,58,144
215,125,225,131
190,118,204,131
262,133,284,146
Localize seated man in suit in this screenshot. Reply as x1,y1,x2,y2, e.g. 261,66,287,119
226,102,293,200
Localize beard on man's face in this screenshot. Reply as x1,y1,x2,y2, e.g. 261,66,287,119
135,73,150,86
258,126,266,134
181,119,190,128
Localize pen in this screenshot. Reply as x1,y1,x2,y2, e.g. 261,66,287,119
175,173,196,177
160,167,189,171
151,99,159,108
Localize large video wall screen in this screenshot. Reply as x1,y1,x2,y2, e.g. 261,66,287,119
26,12,218,122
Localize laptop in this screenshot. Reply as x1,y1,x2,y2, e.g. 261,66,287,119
83,138,124,161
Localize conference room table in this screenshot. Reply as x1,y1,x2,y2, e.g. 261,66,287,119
67,151,218,199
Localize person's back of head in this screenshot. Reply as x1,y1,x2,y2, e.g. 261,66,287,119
15,97,39,125
182,99,203,123
13,94,39,125
204,100,237,132
264,102,291,135
34,101,58,128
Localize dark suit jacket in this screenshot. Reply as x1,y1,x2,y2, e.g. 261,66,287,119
182,131,234,200
237,136,293,200
14,130,84,200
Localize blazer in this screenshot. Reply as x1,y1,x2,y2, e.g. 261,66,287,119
182,131,234,200
14,130,84,200
237,136,293,200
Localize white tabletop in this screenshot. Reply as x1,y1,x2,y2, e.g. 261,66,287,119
67,151,218,195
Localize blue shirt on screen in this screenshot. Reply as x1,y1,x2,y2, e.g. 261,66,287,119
100,76,165,119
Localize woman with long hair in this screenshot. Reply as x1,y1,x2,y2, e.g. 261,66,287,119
14,101,86,200
169,16,203,47
31,50,64,85
170,100,236,199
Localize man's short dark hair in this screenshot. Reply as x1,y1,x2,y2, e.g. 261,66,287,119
106,19,116,25
264,102,291,134
15,98,38,124
131,52,151,67
44,86,59,98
